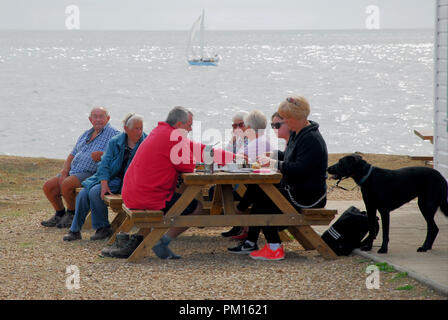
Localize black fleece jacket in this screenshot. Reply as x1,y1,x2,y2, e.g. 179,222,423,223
277,120,328,206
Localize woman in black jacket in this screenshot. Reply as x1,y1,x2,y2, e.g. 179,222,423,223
228,96,328,260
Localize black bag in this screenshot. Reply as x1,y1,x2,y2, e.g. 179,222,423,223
321,206,379,256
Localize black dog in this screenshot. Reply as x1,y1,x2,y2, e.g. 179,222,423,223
328,154,448,254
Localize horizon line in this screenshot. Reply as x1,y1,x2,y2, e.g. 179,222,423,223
0,27,435,32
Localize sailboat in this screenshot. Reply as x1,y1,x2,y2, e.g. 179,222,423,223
186,10,220,66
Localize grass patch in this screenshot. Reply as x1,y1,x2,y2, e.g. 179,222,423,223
392,272,409,280
356,258,371,264
18,242,33,248
396,285,414,291
375,262,395,273
3,210,28,217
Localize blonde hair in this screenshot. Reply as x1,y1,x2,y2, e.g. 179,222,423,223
278,96,310,120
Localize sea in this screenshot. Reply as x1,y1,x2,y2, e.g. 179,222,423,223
0,29,435,159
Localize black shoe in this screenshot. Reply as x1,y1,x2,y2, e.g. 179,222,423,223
109,234,144,259
221,226,242,238
41,214,62,227
228,240,258,254
90,226,113,241
100,232,130,257
63,231,82,241
56,212,74,228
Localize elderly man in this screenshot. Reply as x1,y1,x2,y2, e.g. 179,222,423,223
110,106,234,259
41,107,120,228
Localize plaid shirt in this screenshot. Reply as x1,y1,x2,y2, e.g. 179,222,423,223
69,123,120,175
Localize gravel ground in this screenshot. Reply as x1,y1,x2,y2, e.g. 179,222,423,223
0,154,446,300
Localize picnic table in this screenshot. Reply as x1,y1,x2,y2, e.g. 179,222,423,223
411,129,434,163
123,170,338,262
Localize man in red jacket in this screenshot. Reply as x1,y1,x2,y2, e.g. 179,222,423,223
121,106,233,259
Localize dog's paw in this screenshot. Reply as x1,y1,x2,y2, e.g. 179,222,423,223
417,246,428,252
361,245,372,252
377,247,388,254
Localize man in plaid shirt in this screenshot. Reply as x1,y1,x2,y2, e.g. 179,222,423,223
41,107,120,228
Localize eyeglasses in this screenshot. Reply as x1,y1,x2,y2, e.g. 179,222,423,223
271,122,285,129
232,122,245,129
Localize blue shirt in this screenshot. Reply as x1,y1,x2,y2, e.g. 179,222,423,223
81,131,147,192
70,123,120,175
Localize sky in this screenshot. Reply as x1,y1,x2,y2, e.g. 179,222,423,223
0,0,436,30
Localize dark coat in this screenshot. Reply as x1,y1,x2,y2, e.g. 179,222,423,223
278,120,328,206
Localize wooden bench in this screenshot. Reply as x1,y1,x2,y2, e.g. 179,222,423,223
414,129,434,144
411,129,434,165
104,192,294,243
74,188,128,236
122,203,337,262
77,185,325,246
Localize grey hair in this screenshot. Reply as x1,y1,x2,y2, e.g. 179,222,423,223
244,110,267,130
90,106,109,117
165,106,193,126
232,110,249,122
123,113,144,129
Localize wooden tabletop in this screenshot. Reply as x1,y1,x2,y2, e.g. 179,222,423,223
182,170,282,185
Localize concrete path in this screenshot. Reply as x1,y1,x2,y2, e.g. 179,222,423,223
315,200,448,296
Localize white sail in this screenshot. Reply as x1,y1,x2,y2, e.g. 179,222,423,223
186,12,203,59
200,9,205,59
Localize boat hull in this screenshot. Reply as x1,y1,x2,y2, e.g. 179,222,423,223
188,60,218,66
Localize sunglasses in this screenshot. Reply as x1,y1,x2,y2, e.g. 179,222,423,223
271,122,285,129
232,122,245,129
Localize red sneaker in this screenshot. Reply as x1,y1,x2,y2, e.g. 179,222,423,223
231,227,248,240
250,244,285,261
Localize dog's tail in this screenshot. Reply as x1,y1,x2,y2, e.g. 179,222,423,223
441,179,448,217
441,196,448,217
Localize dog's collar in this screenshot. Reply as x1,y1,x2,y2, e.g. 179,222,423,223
357,165,373,185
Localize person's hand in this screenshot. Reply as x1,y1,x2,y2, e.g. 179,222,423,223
100,180,113,200
91,151,104,162
59,169,69,181
235,153,248,164
257,155,277,168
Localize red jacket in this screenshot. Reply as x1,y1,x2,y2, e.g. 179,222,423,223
122,122,233,210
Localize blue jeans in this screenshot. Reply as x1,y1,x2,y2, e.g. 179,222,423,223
70,177,122,232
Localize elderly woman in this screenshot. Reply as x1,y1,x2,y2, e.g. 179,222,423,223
228,97,328,260
237,110,271,163
225,110,248,153
63,113,147,241
222,110,272,240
